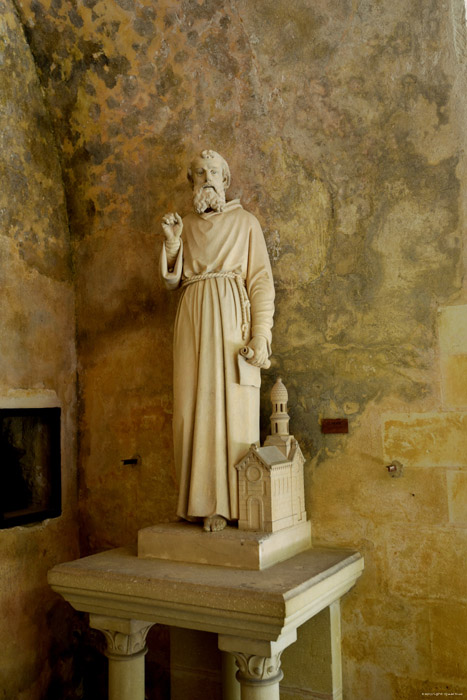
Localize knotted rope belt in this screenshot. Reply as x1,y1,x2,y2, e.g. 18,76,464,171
181,271,251,340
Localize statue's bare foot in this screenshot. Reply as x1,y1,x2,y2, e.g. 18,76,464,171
203,515,227,532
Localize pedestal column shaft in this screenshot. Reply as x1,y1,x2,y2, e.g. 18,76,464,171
89,616,153,700
237,677,281,700
107,650,146,700
222,651,241,700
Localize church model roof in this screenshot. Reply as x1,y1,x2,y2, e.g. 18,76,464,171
236,444,290,471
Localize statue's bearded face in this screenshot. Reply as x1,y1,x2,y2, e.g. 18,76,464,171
191,156,227,214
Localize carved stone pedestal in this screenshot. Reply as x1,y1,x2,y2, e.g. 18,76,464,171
138,521,312,570
48,545,363,699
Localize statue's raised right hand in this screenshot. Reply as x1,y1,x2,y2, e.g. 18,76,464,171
162,212,183,244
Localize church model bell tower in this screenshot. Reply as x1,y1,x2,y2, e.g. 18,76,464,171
264,377,293,457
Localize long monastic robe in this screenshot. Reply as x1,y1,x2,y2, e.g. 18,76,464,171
160,199,275,520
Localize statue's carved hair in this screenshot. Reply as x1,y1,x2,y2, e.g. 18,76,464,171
187,150,231,189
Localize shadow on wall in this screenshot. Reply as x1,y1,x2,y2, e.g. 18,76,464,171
46,600,171,700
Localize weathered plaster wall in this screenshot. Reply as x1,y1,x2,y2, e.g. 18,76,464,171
10,0,467,697
0,0,79,697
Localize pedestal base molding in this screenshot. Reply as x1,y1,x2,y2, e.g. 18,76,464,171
138,521,312,570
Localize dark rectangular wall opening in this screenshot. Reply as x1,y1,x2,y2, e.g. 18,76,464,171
0,407,61,528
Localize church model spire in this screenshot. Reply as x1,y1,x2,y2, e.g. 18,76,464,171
264,378,293,458
270,377,290,436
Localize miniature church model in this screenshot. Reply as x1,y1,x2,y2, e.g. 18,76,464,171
236,378,307,533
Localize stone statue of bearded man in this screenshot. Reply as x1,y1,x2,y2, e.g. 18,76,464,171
160,150,275,532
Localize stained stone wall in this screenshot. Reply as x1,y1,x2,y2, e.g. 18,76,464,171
0,0,79,697
4,0,467,697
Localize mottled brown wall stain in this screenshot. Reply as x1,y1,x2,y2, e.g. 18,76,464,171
12,0,334,549
7,0,467,696
0,1,79,697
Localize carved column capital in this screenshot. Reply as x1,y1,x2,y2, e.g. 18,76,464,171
100,625,152,659
89,615,153,659
232,651,284,686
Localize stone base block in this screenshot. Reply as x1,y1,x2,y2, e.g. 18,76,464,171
137,521,312,570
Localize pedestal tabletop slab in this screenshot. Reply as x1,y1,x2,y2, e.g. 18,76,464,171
138,521,312,570
48,545,363,642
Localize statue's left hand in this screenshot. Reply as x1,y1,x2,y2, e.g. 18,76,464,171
246,336,269,368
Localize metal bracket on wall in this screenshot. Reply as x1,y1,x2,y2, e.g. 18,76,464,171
385,460,404,478
121,455,141,467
